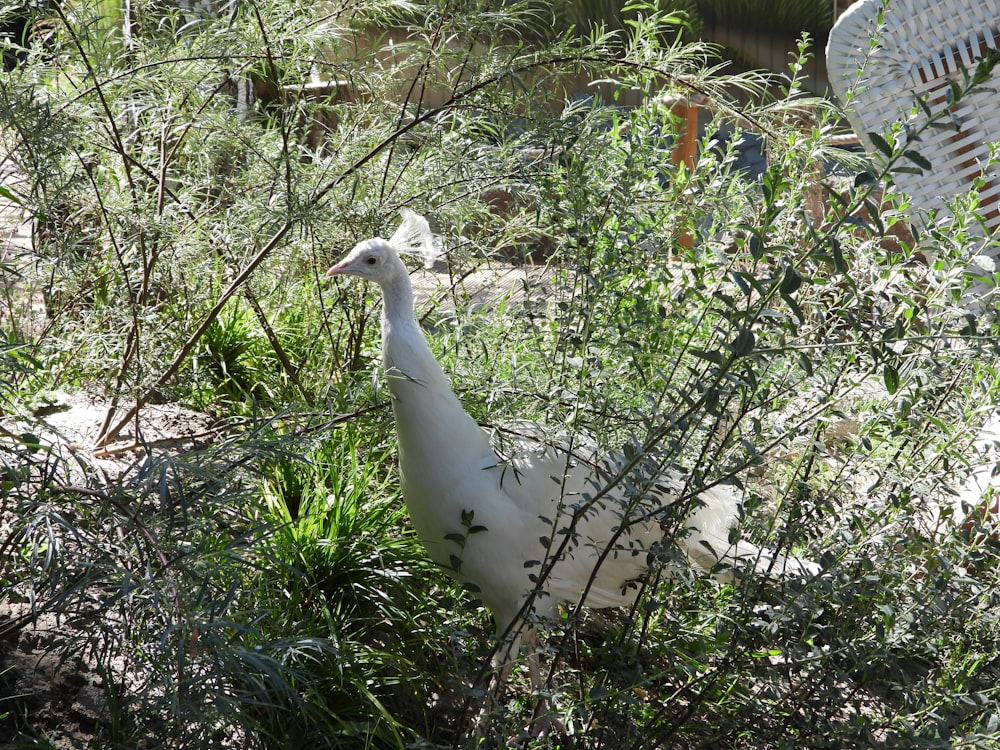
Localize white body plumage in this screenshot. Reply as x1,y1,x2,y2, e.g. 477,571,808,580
327,212,815,657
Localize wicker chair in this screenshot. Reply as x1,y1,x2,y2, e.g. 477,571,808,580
826,0,1000,235
827,0,1000,524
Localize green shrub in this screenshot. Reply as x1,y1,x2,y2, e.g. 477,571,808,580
1,0,999,748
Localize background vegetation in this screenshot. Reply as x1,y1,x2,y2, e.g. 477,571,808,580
2,0,999,748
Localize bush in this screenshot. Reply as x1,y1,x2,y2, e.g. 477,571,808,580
1,1,998,748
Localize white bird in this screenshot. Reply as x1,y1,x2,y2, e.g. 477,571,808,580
326,211,816,721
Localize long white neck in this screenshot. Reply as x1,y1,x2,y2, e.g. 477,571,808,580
377,267,493,474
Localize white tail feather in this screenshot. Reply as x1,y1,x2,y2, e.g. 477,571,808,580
684,485,820,579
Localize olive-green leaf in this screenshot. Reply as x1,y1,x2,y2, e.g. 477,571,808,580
884,363,900,395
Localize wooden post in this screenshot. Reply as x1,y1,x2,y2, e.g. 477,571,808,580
665,93,705,250
669,97,701,173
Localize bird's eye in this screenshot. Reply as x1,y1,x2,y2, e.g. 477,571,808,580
365,256,377,265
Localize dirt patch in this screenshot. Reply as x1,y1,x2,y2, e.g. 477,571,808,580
0,607,109,749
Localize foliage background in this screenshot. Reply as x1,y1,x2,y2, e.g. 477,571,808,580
1,0,999,748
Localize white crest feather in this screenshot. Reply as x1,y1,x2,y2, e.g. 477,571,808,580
388,209,443,269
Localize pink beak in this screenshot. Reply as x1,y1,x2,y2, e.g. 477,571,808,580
325,259,349,277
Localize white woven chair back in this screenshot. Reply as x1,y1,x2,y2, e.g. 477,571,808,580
826,0,1000,235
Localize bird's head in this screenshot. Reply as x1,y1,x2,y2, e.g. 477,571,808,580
326,210,442,285
326,238,401,284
